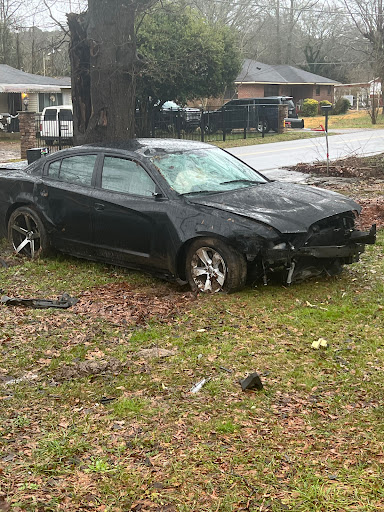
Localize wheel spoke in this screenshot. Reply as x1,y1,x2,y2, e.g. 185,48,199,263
191,266,208,278
203,275,212,292
215,270,226,286
196,248,211,266
12,224,28,235
24,214,33,232
15,238,30,254
30,239,36,258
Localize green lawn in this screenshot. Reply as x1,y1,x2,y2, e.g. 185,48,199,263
1,232,383,511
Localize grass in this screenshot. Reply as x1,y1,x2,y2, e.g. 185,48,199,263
0,230,383,511
304,109,384,130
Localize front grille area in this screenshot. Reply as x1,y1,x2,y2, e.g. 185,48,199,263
304,212,355,247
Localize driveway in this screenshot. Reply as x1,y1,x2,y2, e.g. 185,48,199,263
228,128,384,181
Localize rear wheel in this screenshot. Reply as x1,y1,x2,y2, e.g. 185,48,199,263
185,238,247,293
256,119,270,133
8,206,49,259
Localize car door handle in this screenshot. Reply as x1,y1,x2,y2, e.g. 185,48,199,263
40,188,48,197
94,203,105,211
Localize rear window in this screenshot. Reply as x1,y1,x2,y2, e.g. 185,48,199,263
59,109,73,121
44,109,57,121
284,100,295,109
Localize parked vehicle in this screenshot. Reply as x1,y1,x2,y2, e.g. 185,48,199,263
154,101,201,132
40,105,73,144
204,96,304,133
0,139,375,293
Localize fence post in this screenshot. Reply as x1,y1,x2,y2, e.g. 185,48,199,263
222,107,226,142
18,111,37,160
58,110,62,150
200,108,205,142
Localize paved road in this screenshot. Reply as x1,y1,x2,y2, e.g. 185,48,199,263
228,129,384,177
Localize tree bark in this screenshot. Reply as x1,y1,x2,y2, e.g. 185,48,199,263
68,0,141,144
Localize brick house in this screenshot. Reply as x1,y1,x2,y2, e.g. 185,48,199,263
233,59,339,107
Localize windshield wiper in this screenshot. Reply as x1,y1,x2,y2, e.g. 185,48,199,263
181,190,224,196
220,179,262,185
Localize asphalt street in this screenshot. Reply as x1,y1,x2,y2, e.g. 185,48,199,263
228,128,384,181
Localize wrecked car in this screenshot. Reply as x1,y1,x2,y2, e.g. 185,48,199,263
0,139,376,293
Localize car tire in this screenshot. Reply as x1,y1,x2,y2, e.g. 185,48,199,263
8,206,49,259
185,238,247,293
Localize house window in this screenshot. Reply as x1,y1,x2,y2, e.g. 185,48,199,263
328,85,332,95
264,85,279,96
38,93,63,112
315,86,320,96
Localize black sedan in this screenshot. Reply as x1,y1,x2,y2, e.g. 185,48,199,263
0,139,376,292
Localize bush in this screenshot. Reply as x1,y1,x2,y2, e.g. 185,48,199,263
333,97,351,115
302,98,319,117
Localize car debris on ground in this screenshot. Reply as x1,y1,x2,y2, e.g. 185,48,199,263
0,292,78,309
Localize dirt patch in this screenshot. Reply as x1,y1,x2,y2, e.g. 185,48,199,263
54,358,127,381
290,154,384,179
288,154,384,230
0,141,20,163
73,282,196,326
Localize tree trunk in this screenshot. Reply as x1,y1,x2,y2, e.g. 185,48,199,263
68,0,139,144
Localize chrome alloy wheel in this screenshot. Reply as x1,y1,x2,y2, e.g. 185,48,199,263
10,211,42,258
190,247,227,292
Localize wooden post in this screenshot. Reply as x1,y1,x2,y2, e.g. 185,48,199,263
18,111,37,160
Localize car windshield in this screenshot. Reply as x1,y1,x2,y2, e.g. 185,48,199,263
149,147,267,195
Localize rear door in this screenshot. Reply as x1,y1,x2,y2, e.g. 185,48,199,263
34,153,99,254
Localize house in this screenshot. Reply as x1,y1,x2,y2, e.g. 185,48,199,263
234,59,339,105
334,79,382,109
0,64,71,116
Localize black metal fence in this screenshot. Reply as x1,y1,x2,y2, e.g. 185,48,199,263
35,103,282,151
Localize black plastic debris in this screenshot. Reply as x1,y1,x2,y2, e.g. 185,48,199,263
99,397,117,405
239,372,264,391
0,292,78,309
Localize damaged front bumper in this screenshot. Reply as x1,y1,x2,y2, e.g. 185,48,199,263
263,224,376,284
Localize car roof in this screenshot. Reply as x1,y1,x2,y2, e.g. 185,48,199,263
43,139,215,161
42,105,73,111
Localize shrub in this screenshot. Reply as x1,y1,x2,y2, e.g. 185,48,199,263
333,97,351,115
302,98,319,117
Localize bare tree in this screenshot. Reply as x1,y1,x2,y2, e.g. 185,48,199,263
344,0,384,94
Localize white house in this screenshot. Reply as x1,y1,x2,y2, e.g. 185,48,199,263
0,64,71,115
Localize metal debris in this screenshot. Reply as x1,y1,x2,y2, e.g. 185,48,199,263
0,292,78,309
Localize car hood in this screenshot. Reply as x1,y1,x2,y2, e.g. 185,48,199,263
188,182,360,233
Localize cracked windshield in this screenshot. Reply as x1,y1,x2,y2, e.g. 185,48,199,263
150,147,267,195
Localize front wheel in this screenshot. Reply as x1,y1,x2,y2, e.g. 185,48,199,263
185,238,247,293
8,206,49,259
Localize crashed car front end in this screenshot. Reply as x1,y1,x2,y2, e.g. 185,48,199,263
262,211,376,284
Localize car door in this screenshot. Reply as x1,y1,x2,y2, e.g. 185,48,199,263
91,154,171,269
34,153,99,254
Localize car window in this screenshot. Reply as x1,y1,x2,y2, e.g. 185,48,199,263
48,160,61,179
56,155,97,186
44,109,57,121
101,156,156,197
59,109,73,121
